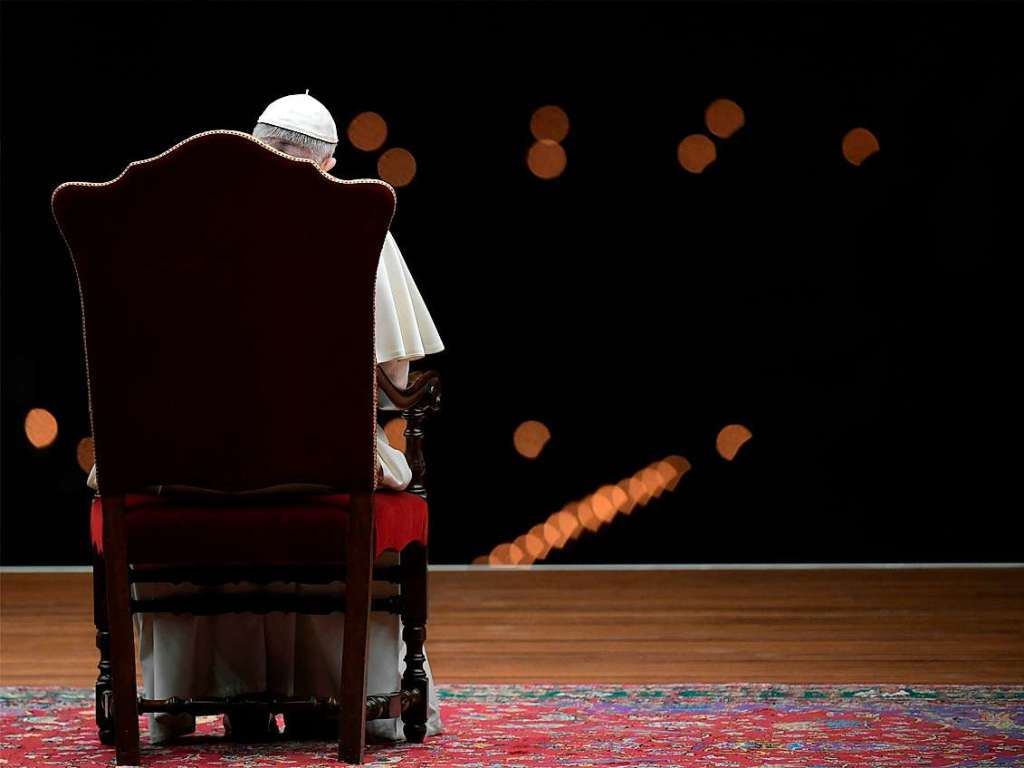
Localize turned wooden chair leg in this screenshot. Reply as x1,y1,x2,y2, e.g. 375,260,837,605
401,541,429,743
92,548,115,746
339,492,374,764
102,495,141,765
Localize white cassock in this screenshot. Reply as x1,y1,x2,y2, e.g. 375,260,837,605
90,232,445,742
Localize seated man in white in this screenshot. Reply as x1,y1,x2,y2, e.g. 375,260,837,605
86,92,445,742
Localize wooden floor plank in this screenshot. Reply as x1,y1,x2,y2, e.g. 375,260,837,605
2,568,1022,687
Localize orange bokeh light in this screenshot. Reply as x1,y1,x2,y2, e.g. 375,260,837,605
842,128,880,166
638,467,666,498
507,542,527,565
383,418,407,452
347,111,388,152
527,525,552,558
513,420,551,459
597,484,630,513
562,503,586,539
542,519,564,547
705,99,745,139
716,424,753,460
576,497,602,532
663,455,692,478
527,140,567,179
488,543,513,566
521,532,546,559
553,509,579,542
513,534,537,564
76,437,95,473
615,479,639,514
591,492,616,523
677,134,717,174
530,105,570,142
625,476,650,507
651,460,680,491
378,147,417,187
24,408,58,449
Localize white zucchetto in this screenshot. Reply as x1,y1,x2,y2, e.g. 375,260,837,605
256,90,339,143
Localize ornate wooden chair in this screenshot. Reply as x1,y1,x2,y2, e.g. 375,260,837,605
51,130,442,765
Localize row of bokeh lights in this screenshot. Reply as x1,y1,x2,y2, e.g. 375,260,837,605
477,454,692,566
473,420,754,566
525,100,880,178
26,405,753,568
24,407,95,471
25,406,751,468
346,111,418,187
302,101,879,185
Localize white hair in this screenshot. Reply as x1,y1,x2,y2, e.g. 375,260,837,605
252,122,337,164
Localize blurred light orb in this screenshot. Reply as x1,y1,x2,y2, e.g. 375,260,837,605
507,542,527,565
664,455,692,478
383,417,407,452
597,484,630,513
562,502,586,539
542,520,563,547
514,534,538,564
652,459,683,490
591,492,616,523
626,475,651,506
347,111,388,151
527,140,567,179
677,134,717,173
615,479,639,514
520,532,546,559
554,509,579,541
716,424,753,460
471,555,490,565
77,437,95,473
705,99,745,139
576,497,601,532
639,467,666,498
489,542,515,566
378,147,417,187
513,420,551,459
528,525,552,557
842,128,880,166
530,105,570,142
25,408,58,449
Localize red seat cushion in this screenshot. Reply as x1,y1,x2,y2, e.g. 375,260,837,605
90,492,427,563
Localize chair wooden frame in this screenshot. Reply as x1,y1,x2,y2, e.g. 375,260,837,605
88,370,441,765
52,130,443,765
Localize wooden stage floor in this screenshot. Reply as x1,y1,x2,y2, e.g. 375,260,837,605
2,568,1022,687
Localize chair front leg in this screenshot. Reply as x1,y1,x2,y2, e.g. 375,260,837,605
102,495,141,765
339,492,374,764
400,541,429,743
92,548,115,746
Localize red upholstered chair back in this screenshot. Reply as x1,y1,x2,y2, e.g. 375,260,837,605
52,130,396,496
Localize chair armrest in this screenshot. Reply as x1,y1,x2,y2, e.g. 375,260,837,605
377,368,442,412
377,368,442,499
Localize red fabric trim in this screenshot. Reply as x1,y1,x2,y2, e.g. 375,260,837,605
89,492,427,561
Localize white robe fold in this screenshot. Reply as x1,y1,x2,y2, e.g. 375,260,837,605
108,231,445,742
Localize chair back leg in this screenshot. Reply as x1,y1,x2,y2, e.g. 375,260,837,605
102,495,142,765
92,548,116,745
339,492,374,764
401,541,429,743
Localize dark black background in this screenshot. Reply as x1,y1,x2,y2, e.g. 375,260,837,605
2,1,1020,565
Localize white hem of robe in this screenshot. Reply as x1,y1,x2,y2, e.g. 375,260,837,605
136,550,443,744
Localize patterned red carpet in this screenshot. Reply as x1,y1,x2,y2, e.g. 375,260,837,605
2,684,1023,767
